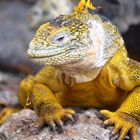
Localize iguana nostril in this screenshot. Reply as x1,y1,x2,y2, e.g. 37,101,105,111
27,49,35,58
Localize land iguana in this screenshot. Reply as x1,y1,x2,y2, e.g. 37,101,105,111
1,0,140,139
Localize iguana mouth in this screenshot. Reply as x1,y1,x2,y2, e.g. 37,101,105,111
28,48,64,58
27,45,86,65
27,45,85,59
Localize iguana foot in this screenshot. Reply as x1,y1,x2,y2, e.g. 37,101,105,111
0,107,19,124
100,110,139,140
37,108,77,133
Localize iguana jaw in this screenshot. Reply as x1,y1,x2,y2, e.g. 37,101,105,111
27,43,87,66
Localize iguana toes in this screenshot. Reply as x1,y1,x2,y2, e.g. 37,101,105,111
1,0,140,139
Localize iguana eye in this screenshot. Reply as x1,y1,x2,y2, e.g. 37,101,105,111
57,36,65,42
52,33,69,44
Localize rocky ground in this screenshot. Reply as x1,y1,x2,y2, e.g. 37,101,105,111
0,0,40,74
0,108,133,140
0,71,21,107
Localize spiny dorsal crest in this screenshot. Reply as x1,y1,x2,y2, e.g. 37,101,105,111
75,0,96,12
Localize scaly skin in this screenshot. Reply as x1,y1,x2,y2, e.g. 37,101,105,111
1,0,140,139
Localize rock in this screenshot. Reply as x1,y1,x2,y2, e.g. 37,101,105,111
0,1,40,73
0,71,21,107
123,24,140,62
92,0,140,33
28,0,75,29
0,108,137,140
22,0,37,5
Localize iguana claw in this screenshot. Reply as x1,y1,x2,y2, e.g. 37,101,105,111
100,110,139,140
38,108,77,133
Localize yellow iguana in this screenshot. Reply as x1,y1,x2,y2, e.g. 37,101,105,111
1,0,140,139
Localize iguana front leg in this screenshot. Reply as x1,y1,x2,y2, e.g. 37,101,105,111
32,83,76,132
101,86,140,140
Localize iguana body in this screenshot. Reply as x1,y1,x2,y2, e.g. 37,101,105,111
1,0,140,139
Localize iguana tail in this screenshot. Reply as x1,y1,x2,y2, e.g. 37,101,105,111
75,0,96,12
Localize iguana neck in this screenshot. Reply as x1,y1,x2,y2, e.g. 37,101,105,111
55,65,102,83
55,46,126,84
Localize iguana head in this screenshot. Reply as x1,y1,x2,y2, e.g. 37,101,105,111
28,0,124,81
28,0,101,68
28,13,90,66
